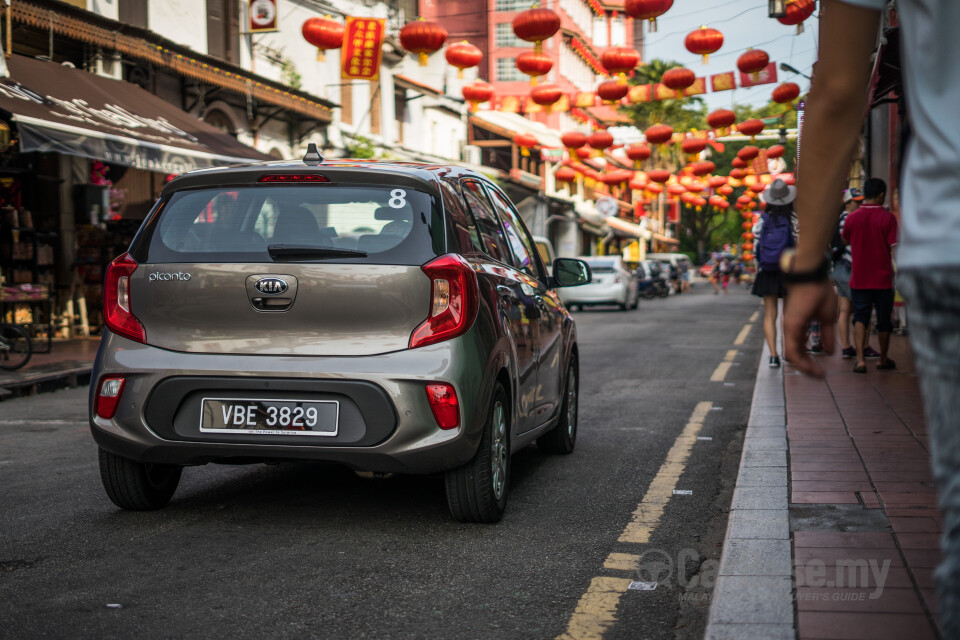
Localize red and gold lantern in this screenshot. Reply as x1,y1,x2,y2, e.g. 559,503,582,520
731,157,748,169
680,137,708,156
662,67,696,99
647,169,672,184
730,168,746,180
766,144,785,159
514,132,538,156
684,26,723,64
708,176,728,188
737,119,764,139
626,144,651,168
690,161,715,177
530,83,563,108
445,41,482,79
302,16,344,62
624,0,674,32
738,145,760,161
645,124,674,146
512,7,561,55
737,48,769,80
587,130,614,151
772,82,800,105
562,132,587,158
400,19,448,66
462,81,494,111
718,184,734,196
516,51,553,86
778,0,816,34
556,166,578,183
597,80,629,103
601,46,640,83
707,108,736,134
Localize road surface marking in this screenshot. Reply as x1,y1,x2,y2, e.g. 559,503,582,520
603,553,640,572
619,401,712,544
557,577,634,640
725,349,738,362
733,324,753,346
710,362,732,382
749,311,760,322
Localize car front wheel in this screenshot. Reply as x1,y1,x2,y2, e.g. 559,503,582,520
445,384,511,522
98,447,182,510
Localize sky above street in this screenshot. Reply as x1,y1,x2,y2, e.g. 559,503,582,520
640,0,819,110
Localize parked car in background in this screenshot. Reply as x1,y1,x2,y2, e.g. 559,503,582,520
533,236,556,276
560,256,638,311
88,152,592,523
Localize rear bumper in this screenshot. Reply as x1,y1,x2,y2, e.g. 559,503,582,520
90,329,492,474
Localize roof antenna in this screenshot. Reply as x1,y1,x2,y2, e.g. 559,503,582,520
303,143,323,166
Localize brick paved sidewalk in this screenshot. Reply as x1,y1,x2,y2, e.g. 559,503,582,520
785,334,942,639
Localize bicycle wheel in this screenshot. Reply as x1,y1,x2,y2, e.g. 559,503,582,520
0,324,32,370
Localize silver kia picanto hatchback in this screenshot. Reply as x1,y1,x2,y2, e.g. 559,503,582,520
90,151,590,522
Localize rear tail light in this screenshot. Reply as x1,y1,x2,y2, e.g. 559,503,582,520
425,383,460,429
258,174,329,182
104,253,146,343
96,377,126,419
409,254,479,349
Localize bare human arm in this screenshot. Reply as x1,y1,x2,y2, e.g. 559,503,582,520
783,0,882,377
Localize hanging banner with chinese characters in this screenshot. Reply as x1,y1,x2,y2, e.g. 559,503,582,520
341,17,386,81
710,72,737,92
738,63,778,88
248,0,278,33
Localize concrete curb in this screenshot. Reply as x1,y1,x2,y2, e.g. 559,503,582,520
704,332,794,639
0,366,92,401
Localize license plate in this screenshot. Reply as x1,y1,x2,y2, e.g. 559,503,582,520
199,398,339,436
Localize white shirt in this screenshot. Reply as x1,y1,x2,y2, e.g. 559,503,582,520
842,0,960,269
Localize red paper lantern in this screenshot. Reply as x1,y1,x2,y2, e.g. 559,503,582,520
730,168,746,180
512,7,561,54
530,83,563,107
648,169,672,184
684,26,723,64
737,49,769,79
302,17,344,61
743,253,754,261
400,19,448,66
731,157,748,169
718,185,734,195
669,184,688,196
742,242,754,251
646,182,664,194
780,172,796,185
462,81,494,111
626,145,652,162
516,51,553,86
690,162,715,177
737,195,753,205
681,137,708,155
576,147,593,159
778,0,816,33
687,181,707,193
601,46,640,82
737,119,765,138
738,145,760,161
562,131,587,150
707,108,736,133
772,82,800,105
645,124,674,145
624,0,674,32
556,166,578,183
597,80,629,103
748,182,767,194
587,130,614,151
708,176,727,188
513,133,538,157
661,67,696,99
693,196,707,207
601,170,633,186
766,144,785,159
629,176,647,191
445,41,482,79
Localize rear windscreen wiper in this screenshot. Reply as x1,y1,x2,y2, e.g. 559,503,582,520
267,245,368,261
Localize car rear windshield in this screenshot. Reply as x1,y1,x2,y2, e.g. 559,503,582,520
136,185,443,265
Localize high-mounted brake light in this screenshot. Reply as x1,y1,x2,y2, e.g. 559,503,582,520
104,253,146,344
258,174,330,183
96,377,126,419
409,254,479,349
425,383,460,430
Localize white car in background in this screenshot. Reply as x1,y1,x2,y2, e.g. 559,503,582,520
560,256,638,311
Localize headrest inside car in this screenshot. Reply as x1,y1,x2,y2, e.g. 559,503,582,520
374,206,409,221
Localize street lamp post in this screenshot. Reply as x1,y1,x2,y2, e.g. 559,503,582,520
768,0,787,19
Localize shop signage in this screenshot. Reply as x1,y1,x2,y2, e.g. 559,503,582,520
248,0,279,33
341,17,386,81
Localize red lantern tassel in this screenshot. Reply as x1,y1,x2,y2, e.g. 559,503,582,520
419,52,428,66
317,49,325,62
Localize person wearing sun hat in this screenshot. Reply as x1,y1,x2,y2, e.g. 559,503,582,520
750,178,798,367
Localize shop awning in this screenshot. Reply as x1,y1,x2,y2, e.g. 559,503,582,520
1,55,271,173
470,111,564,148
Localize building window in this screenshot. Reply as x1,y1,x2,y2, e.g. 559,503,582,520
495,23,524,48
496,58,524,82
495,0,535,10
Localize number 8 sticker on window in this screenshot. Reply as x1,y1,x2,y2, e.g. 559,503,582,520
389,189,407,209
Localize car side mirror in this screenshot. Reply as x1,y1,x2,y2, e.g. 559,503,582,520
550,258,591,288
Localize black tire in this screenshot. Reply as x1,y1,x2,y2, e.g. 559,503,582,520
0,324,32,370
445,384,510,523
98,447,182,510
537,361,578,455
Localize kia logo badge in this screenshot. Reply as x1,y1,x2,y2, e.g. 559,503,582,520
255,277,288,295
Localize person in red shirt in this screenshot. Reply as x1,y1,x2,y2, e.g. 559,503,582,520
842,177,899,372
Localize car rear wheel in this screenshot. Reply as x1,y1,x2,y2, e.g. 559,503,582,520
445,384,510,523
98,447,182,510
538,361,578,454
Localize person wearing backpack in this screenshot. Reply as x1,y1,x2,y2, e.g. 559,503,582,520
751,178,797,367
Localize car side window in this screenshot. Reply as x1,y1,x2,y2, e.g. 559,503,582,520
440,180,484,255
484,186,541,279
461,180,511,264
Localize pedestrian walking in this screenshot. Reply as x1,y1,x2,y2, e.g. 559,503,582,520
719,257,732,294
751,178,797,368
831,188,882,359
841,178,898,373
781,1,960,634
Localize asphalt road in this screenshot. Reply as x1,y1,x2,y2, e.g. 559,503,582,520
0,284,762,640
